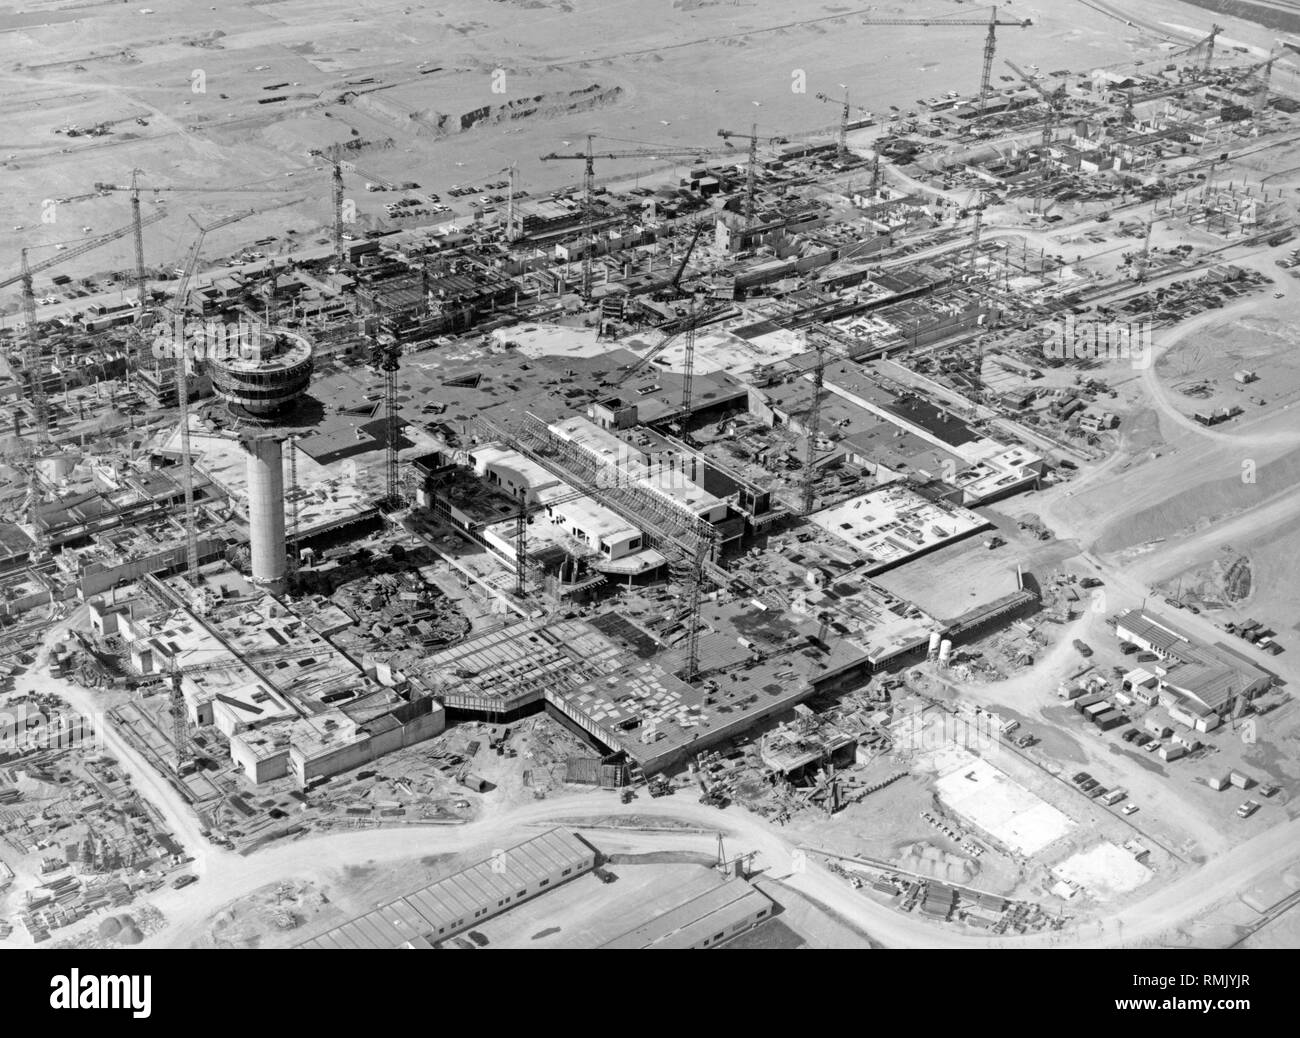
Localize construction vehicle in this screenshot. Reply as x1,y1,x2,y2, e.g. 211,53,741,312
647,775,674,798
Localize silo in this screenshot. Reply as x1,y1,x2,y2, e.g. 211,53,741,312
928,631,942,660
244,433,287,596
938,639,953,666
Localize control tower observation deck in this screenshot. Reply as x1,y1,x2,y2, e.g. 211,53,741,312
208,329,314,419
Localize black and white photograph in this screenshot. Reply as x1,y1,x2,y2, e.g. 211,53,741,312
0,0,1295,1001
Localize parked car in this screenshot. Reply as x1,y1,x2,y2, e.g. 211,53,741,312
1072,771,1091,784
171,874,198,889
1121,803,1139,815
1237,800,1261,819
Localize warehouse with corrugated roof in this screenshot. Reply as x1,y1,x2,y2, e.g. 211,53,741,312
598,876,774,949
298,828,596,949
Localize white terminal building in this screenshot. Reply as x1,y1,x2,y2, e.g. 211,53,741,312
469,443,665,576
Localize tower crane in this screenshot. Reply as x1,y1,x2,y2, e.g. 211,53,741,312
814,87,873,160
607,299,729,388
968,189,988,270
1,213,168,536
95,173,286,301
501,485,618,598
800,338,826,516
314,146,405,259
677,293,701,443
852,9,1033,112
1181,24,1225,77
1005,59,1068,214
540,136,713,299
1247,42,1300,120
367,299,402,508
163,209,260,584
2,215,167,440
474,414,719,683
716,124,773,227
129,170,148,319
655,223,706,302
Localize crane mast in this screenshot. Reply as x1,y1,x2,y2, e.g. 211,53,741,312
540,138,711,299
979,7,999,113
800,340,826,516
130,168,149,317
678,294,698,440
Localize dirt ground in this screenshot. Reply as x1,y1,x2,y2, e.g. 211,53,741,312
0,0,1176,302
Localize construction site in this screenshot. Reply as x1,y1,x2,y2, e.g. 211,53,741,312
2,0,1300,954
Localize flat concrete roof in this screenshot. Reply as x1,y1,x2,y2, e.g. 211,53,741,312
808,484,989,573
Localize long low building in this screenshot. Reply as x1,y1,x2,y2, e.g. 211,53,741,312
298,829,596,949
1113,609,1272,731
599,875,775,949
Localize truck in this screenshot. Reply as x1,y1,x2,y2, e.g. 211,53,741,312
1101,788,1127,806
1236,800,1260,818
1073,639,1093,657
